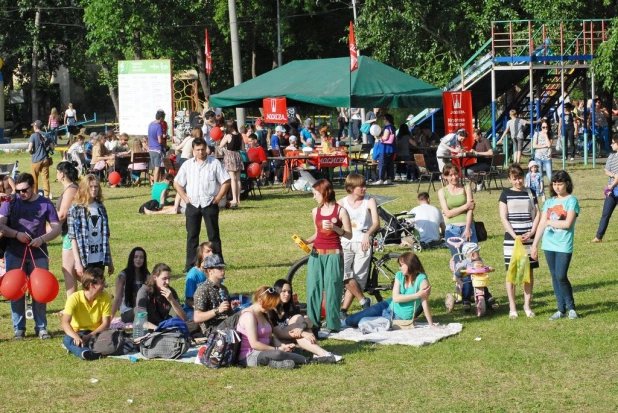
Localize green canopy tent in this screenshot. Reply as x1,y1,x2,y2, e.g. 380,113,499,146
209,55,443,109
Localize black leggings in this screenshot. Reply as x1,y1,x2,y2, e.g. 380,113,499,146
241,350,308,367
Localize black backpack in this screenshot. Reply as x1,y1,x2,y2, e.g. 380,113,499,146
87,328,135,356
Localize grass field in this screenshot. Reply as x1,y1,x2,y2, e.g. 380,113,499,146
1,151,617,412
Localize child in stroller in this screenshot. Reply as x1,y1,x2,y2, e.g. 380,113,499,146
375,200,422,252
446,240,496,316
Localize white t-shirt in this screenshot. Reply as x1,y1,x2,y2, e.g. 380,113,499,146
87,203,104,264
409,203,443,243
341,196,372,243
68,142,84,157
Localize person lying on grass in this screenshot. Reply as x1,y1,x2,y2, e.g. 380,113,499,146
269,279,342,363
342,252,436,328
61,267,111,360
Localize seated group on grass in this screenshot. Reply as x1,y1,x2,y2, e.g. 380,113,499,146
63,243,434,368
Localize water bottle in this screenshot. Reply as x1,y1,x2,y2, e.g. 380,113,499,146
12,160,19,180
219,288,228,302
133,312,147,339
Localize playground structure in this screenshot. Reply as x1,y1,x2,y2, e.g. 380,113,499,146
414,19,611,168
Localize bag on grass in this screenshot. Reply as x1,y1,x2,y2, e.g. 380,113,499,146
197,328,241,369
506,236,531,285
88,328,134,356
139,329,190,359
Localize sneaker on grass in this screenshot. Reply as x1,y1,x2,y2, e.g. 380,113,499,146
38,330,51,340
549,311,565,321
361,297,372,310
14,330,25,340
568,309,579,319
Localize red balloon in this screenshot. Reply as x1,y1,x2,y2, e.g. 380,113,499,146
28,268,59,304
210,127,223,141
108,171,121,186
247,162,262,178
0,268,28,300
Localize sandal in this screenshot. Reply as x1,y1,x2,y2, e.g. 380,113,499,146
509,311,518,319
524,309,535,318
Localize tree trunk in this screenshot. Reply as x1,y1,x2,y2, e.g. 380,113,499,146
101,65,119,120
251,25,257,78
195,44,209,108
31,8,41,121
133,30,142,60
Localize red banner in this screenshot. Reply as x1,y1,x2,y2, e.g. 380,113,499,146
263,98,288,124
205,29,212,75
349,21,358,72
442,91,474,150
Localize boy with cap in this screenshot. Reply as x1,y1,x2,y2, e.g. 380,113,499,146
525,160,544,202
27,120,54,198
192,254,239,335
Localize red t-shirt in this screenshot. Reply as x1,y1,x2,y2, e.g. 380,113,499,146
247,146,267,163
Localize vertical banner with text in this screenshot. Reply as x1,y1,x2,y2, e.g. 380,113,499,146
443,91,474,150
262,97,288,124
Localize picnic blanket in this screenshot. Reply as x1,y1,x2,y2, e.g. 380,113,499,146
111,346,203,364
318,322,463,347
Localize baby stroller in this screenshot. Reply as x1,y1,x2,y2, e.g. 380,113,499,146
445,238,493,317
372,195,422,253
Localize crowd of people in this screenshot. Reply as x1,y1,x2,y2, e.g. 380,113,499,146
0,104,605,368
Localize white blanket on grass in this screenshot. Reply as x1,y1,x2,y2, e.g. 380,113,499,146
318,323,463,347
111,346,203,364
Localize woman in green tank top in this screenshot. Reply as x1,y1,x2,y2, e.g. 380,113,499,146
437,164,478,259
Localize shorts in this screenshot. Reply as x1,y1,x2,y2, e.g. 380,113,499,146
62,233,72,250
342,241,371,289
149,150,162,169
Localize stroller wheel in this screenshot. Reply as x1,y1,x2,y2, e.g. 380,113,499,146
445,293,455,313
412,242,422,252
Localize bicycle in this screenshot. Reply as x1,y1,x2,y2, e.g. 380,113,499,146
286,237,401,309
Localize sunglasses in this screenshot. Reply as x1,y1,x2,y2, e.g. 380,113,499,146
258,287,276,299
16,186,31,194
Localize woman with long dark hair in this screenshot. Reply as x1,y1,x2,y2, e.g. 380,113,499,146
269,279,342,362
218,120,244,209
56,161,80,298
135,263,186,329
111,247,150,322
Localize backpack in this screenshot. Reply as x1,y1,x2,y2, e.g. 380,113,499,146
87,328,135,356
156,317,191,340
139,329,190,359
197,328,241,369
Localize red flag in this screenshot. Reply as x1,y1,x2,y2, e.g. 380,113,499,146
349,21,358,72
205,29,212,75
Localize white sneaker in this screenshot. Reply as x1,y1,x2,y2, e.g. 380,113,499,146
323,352,343,362
385,179,392,185
371,180,383,185
570,157,575,161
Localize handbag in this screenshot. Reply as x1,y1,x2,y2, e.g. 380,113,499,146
474,221,488,242
360,123,371,134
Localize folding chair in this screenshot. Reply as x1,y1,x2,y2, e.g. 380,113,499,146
487,153,505,191
414,153,442,192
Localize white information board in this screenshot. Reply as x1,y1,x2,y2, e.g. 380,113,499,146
118,59,172,136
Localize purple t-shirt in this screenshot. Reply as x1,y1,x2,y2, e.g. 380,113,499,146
0,196,59,259
148,121,163,151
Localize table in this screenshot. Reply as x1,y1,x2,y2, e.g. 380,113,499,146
438,153,493,177
268,153,350,189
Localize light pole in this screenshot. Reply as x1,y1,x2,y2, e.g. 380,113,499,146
277,0,282,67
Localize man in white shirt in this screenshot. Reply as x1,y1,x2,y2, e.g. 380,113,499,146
409,192,444,245
174,138,231,272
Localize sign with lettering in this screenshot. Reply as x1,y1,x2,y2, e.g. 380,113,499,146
263,97,288,124
443,91,473,148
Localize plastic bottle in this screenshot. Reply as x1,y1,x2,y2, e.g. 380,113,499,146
12,160,19,180
133,312,147,339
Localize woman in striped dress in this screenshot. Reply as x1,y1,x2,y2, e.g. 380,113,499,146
499,164,540,319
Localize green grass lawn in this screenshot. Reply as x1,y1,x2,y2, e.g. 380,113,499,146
1,151,617,412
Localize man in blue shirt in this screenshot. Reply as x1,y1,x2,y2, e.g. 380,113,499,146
27,120,54,198
148,110,165,183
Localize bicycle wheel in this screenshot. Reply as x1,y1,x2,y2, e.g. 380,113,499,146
286,255,310,309
367,252,401,302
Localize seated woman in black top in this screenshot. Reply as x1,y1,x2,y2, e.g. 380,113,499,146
269,279,342,363
135,263,186,329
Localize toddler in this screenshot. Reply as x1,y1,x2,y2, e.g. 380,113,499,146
525,160,544,201
448,242,495,312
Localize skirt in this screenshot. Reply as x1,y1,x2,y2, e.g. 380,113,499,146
223,150,243,172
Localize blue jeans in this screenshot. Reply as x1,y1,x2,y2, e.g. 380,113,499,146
445,223,478,261
534,157,552,185
595,192,618,239
344,300,399,327
63,331,93,359
544,250,575,313
378,152,394,181
5,251,48,333
599,125,610,153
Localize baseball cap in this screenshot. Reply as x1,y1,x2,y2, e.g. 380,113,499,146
275,125,286,133
31,120,43,129
289,135,298,142
462,242,480,256
528,160,538,168
202,254,227,269
255,119,264,127
90,132,98,139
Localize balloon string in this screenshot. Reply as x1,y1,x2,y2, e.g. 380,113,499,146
27,247,38,269
20,246,28,270
22,233,50,261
